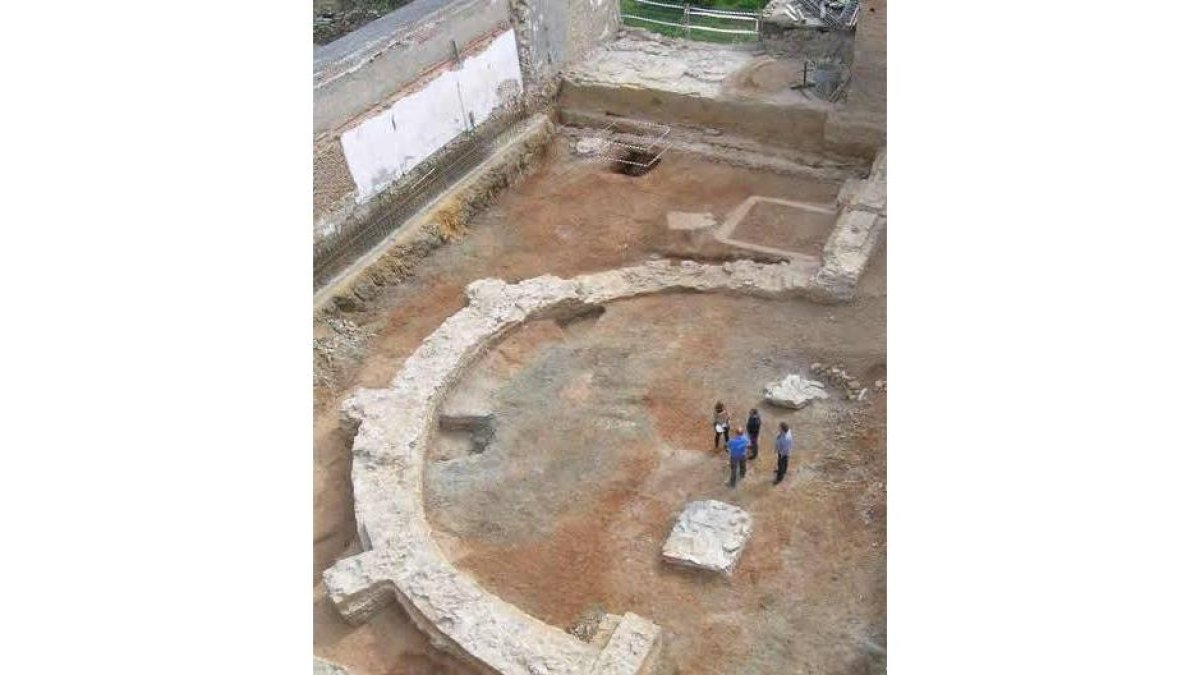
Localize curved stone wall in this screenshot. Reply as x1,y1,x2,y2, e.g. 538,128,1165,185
322,253,879,673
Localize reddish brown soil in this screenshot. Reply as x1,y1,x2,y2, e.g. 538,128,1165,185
733,201,838,257
313,140,879,674
425,291,886,675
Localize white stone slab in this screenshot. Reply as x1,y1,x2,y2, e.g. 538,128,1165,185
764,373,828,409
662,500,752,576
667,211,717,231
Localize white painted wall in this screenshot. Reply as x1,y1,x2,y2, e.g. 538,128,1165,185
339,29,524,202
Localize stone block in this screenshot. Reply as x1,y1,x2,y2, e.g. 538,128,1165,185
590,613,663,675
662,500,753,576
849,175,886,215
764,374,829,409
836,178,864,208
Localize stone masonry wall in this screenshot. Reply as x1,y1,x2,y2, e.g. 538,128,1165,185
510,0,621,105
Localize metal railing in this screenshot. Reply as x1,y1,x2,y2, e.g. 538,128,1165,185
621,0,762,42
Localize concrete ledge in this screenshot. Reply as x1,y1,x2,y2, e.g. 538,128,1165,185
323,251,895,674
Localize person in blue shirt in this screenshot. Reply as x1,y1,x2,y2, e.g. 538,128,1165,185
727,427,749,487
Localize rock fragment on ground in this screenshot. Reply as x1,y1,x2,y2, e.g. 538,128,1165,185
573,136,607,156
810,363,875,401
764,373,828,409
313,657,350,675
662,500,752,576
667,211,717,231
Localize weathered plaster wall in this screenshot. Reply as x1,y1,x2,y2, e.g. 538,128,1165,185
339,29,523,202
567,0,622,62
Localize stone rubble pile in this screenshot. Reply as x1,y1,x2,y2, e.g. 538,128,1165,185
809,362,870,401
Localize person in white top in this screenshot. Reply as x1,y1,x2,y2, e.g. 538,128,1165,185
712,401,730,450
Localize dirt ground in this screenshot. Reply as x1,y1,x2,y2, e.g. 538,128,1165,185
733,201,837,257
313,138,884,674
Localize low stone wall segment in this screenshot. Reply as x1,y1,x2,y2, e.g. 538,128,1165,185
812,147,886,301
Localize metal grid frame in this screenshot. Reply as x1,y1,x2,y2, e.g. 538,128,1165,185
594,119,673,170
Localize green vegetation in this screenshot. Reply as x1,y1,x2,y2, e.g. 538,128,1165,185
619,0,769,45
696,0,771,9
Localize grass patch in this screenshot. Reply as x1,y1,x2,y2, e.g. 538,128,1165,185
620,0,768,44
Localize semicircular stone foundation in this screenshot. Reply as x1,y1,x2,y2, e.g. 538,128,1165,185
323,248,879,673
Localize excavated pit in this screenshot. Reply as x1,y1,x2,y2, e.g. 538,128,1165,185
610,148,661,176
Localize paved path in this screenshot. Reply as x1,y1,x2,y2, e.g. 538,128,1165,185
314,0,461,84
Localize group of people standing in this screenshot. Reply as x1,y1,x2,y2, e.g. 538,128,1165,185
712,401,794,488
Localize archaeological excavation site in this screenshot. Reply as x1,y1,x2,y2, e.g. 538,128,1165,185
313,1,886,673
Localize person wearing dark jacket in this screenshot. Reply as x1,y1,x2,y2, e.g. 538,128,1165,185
746,408,762,460
728,427,749,487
